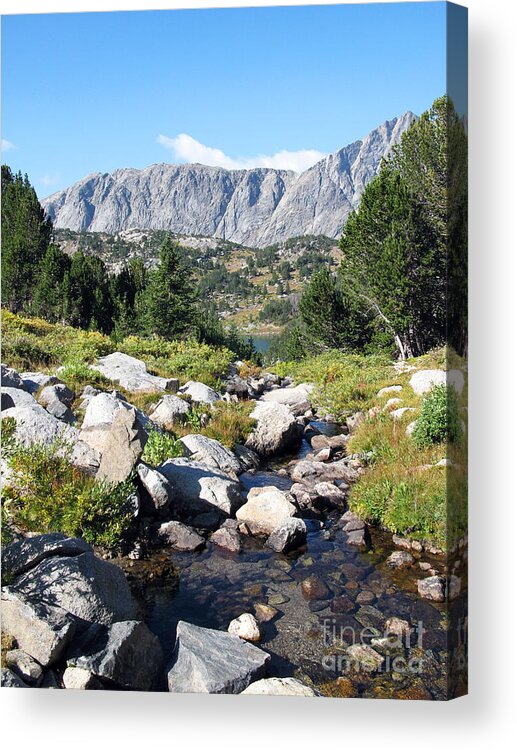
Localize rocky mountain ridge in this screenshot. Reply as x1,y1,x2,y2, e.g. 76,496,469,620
42,112,415,247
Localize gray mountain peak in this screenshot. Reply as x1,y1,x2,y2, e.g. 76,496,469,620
42,112,415,247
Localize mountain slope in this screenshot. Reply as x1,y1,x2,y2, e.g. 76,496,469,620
42,112,415,247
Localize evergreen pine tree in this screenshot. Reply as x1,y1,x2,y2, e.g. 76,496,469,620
139,237,196,339
32,244,71,321
298,267,348,350
1,166,52,312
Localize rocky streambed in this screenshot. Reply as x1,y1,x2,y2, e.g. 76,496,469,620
127,422,462,699
1,355,467,697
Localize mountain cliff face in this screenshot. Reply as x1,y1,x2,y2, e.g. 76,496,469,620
42,112,415,247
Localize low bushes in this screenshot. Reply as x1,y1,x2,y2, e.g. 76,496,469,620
1,437,133,549
141,429,184,467
411,384,462,447
172,401,256,450
2,311,235,389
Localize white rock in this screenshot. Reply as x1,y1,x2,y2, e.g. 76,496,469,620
228,613,261,642
92,352,178,393
180,434,242,475
236,486,296,536
246,401,301,457
81,391,133,430
158,458,244,516
179,381,221,405
261,383,313,416
137,463,174,512
409,369,465,396
149,394,190,426
241,677,320,696
390,407,416,420
1,386,37,410
63,666,102,690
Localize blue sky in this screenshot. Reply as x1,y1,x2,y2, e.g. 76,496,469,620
1,3,446,197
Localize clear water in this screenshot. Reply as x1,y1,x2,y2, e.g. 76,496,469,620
133,423,462,698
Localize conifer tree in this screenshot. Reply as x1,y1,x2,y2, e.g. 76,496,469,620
1,166,52,312
139,237,196,339
32,244,71,321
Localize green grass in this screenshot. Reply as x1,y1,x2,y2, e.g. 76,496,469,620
2,311,234,389
271,350,393,420
172,401,256,450
347,408,467,547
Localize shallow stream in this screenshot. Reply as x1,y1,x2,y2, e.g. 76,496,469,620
133,420,457,699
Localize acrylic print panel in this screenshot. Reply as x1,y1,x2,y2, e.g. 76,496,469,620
1,1,467,699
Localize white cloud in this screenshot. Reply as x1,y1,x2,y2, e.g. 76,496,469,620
1,139,16,152
157,133,326,173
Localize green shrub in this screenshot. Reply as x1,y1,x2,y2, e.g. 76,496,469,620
2,438,133,549
141,429,184,467
412,384,462,447
58,360,112,393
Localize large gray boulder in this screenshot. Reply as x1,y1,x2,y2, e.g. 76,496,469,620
265,517,307,553
1,402,75,447
261,383,313,416
1,386,36,411
409,369,465,396
1,363,25,390
236,486,297,536
180,434,243,476
167,621,270,694
81,391,135,430
2,533,91,579
96,407,147,484
241,677,320,696
291,458,359,484
158,458,244,517
245,401,301,457
149,394,190,426
179,381,221,405
10,551,137,628
1,588,76,666
68,620,163,691
92,352,178,393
